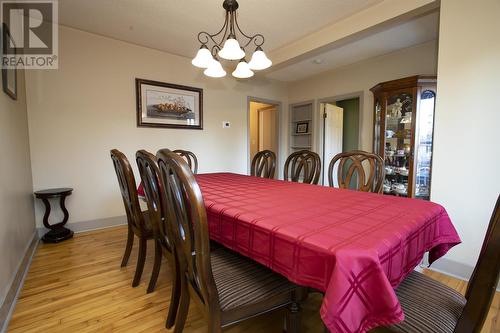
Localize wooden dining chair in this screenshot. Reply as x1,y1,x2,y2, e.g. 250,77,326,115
135,150,180,327
284,150,321,185
156,148,305,333
372,195,500,333
110,149,160,289
251,150,276,179
173,149,198,174
328,150,384,193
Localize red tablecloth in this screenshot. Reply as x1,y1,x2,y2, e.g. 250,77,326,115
192,173,460,333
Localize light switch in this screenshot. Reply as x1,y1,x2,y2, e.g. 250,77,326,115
222,121,231,128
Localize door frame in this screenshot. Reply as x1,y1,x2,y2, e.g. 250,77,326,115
317,91,364,162
247,96,282,176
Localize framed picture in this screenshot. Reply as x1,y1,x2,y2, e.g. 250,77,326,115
296,122,309,134
136,78,203,129
2,23,17,100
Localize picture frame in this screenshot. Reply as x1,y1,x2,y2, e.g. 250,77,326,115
2,23,17,100
296,122,309,134
136,78,203,130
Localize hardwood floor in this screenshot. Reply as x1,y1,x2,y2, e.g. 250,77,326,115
7,226,499,332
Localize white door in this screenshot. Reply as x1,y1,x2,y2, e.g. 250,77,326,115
323,104,343,185
258,108,277,152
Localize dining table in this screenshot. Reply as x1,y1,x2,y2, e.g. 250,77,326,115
138,172,461,333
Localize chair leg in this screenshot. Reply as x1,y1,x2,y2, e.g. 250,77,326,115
166,256,181,329
121,226,134,267
286,301,301,333
147,240,162,293
132,237,147,287
171,281,190,333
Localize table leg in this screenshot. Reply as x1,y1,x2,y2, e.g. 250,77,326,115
41,194,74,243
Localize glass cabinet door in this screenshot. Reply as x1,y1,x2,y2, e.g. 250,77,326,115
382,92,414,197
414,90,436,200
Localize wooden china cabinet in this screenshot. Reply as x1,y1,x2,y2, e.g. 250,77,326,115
370,75,437,200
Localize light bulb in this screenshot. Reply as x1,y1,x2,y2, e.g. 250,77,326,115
248,46,272,70
232,60,254,78
218,37,245,60
203,58,226,78
191,45,213,68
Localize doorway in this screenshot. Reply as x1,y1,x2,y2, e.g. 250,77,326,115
248,99,280,176
320,95,361,185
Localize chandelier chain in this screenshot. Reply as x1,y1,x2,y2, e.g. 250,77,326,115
196,2,265,53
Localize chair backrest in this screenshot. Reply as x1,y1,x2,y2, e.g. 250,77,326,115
156,148,220,320
283,150,321,185
110,149,147,235
455,195,500,333
328,150,384,193
136,150,173,251
251,150,276,179
173,149,198,174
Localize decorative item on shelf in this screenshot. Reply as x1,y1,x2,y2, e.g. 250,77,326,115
385,166,395,175
397,167,409,176
400,111,412,124
392,183,408,195
191,0,271,79
136,78,203,129
295,122,309,134
383,180,392,193
387,98,403,118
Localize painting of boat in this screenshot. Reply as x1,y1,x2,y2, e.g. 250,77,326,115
136,78,203,129
146,95,195,120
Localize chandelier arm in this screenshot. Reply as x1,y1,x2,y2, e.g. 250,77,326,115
242,34,265,48
197,11,229,47
212,10,229,38
234,13,265,47
229,10,236,36
210,45,221,57
216,11,230,46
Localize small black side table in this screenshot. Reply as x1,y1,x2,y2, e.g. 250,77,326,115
34,188,74,243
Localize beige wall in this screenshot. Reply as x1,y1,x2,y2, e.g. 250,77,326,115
431,0,500,270
288,40,438,154
0,70,36,306
25,26,288,228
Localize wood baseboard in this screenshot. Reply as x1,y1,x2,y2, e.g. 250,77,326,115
36,215,127,238
0,232,39,333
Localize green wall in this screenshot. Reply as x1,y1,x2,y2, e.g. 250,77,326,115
336,98,360,189
336,98,359,152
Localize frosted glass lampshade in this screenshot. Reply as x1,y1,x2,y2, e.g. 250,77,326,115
192,45,213,68
218,37,245,60
232,60,254,78
248,47,272,70
203,59,226,78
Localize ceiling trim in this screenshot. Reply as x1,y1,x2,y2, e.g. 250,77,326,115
266,0,439,72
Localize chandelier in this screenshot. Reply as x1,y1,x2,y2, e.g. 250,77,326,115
191,0,272,79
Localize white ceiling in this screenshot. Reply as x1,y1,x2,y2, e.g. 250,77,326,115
58,0,383,59
266,11,439,82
